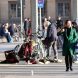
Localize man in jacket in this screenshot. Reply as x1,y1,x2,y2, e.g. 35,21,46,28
46,21,58,61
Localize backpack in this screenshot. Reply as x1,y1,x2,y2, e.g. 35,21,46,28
4,50,19,63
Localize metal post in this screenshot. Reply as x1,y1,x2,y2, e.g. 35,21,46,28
31,0,38,41
39,7,42,30
20,0,23,42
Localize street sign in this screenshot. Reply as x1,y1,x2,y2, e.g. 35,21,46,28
38,0,44,8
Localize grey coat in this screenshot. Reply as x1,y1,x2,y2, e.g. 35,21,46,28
47,23,58,42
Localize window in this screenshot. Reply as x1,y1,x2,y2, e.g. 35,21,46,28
8,1,17,18
57,3,63,16
11,4,16,17
17,7,21,17
65,3,70,16
56,0,71,20
17,0,25,17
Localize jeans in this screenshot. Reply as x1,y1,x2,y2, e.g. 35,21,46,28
57,35,63,49
46,41,58,59
4,33,13,43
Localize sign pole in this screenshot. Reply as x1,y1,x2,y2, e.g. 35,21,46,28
38,0,44,30
39,7,42,30
31,0,38,41
20,0,23,42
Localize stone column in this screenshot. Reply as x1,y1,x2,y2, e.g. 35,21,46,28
31,0,38,40
71,0,78,20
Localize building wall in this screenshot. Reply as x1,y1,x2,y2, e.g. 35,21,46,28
0,2,1,21
0,0,56,21
0,0,8,21
24,0,51,19
24,0,31,18
0,0,16,22
71,0,78,20
47,0,56,19
0,0,78,22
0,0,31,22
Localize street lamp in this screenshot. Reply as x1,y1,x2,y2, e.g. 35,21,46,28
20,0,23,33
20,0,23,42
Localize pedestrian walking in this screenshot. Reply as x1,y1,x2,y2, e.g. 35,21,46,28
42,18,50,58
56,16,63,29
48,16,52,24
23,18,28,36
56,16,63,49
27,18,32,39
42,18,49,39
58,20,78,71
46,21,58,61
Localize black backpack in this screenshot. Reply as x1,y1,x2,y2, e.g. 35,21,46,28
4,50,19,63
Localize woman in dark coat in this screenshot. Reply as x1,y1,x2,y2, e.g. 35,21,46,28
58,20,78,71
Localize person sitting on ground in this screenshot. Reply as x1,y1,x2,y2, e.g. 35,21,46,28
8,23,16,37
2,23,13,43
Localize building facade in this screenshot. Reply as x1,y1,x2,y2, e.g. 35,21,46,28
0,0,78,23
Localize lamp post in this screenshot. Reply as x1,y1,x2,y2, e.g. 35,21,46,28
31,0,38,41
20,0,23,32
20,0,23,42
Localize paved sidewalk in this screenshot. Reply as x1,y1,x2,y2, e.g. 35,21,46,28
0,76,78,78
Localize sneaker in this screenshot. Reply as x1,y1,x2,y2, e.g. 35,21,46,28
57,59,62,63
53,58,58,62
45,61,50,64
28,61,32,64
53,58,62,63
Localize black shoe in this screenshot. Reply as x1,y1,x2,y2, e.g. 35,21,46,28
70,67,73,71
66,68,69,72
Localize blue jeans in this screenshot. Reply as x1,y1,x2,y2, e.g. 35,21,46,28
4,33,13,43
46,41,58,59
